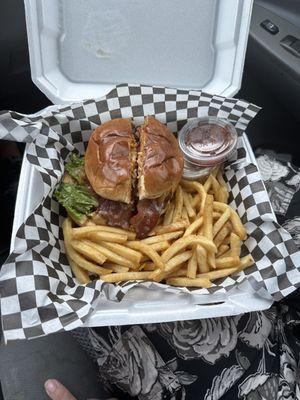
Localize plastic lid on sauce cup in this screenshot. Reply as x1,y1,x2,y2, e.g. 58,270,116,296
178,117,238,179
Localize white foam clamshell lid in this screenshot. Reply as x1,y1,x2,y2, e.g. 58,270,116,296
24,0,253,103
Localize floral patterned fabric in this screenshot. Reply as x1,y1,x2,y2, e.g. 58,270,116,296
73,151,300,400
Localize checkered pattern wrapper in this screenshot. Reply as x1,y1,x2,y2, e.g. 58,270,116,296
1,84,300,341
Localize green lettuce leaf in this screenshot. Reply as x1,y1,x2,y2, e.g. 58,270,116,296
54,182,98,223
65,154,85,184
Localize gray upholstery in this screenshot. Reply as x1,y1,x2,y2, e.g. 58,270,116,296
0,332,107,400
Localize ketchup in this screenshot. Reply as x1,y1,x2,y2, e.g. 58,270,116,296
178,117,237,179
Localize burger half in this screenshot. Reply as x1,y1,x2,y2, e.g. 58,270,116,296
55,116,184,238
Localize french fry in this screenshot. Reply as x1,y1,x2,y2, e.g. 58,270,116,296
125,231,137,241
203,194,215,269
191,193,201,209
140,255,150,263
150,251,193,282
199,189,207,215
214,254,253,271
217,244,230,257
213,201,227,212
126,241,165,270
181,206,190,223
71,240,107,265
237,255,254,270
150,221,189,236
220,249,231,258
173,185,184,222
150,241,170,253
168,267,188,278
222,233,231,246
214,187,222,202
215,186,229,203
68,257,91,284
168,268,186,279
101,272,152,282
196,245,209,273
166,277,211,288
102,263,129,273
230,233,241,257
198,225,204,236
229,209,247,240
214,202,247,240
196,267,238,281
215,256,241,269
183,217,203,237
203,175,212,192
62,217,73,239
100,242,142,266
163,203,174,226
203,195,213,239
214,224,231,248
181,180,206,214
213,211,222,219
72,225,135,240
141,231,183,244
187,250,197,278
165,252,192,270
140,262,156,271
68,249,111,274
137,242,169,261
63,219,112,275
182,191,196,219
213,208,231,237
210,175,220,195
161,235,216,263
181,186,195,194
82,240,134,268
86,231,128,244
69,249,111,275
217,170,227,187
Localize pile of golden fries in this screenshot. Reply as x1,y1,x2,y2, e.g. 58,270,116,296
62,165,254,288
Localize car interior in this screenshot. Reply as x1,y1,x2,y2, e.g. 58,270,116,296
0,0,299,398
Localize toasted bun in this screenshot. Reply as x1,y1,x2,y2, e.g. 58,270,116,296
138,116,184,200
84,118,135,204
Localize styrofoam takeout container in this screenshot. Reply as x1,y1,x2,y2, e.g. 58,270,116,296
11,0,274,326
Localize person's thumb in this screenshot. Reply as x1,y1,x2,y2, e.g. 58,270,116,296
45,379,77,400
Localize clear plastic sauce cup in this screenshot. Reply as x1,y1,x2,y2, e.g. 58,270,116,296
178,117,238,180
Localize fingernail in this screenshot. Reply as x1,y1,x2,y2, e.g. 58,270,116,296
45,379,57,395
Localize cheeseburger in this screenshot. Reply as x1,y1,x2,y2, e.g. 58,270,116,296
55,116,184,238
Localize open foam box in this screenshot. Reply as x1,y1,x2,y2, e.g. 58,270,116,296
9,0,276,328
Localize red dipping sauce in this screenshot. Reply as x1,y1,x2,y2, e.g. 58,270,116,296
178,117,237,179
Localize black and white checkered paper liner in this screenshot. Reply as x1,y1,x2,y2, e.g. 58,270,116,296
1,84,300,341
